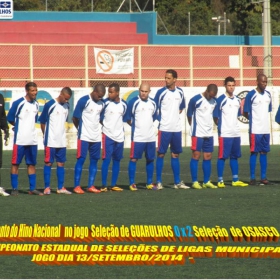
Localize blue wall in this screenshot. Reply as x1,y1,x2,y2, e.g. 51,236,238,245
7,11,280,45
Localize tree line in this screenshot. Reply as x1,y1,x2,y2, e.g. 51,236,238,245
13,0,280,35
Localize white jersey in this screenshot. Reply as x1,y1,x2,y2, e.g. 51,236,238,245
73,95,104,142
154,86,185,132
127,96,157,142
187,93,217,137
100,98,128,142
7,97,39,145
244,89,272,134
39,99,69,148
215,93,241,137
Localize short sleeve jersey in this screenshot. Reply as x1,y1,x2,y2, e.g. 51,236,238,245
100,98,128,142
127,96,157,142
7,97,39,145
154,86,185,132
214,93,241,137
243,89,272,134
73,95,104,142
38,99,69,147
187,93,217,137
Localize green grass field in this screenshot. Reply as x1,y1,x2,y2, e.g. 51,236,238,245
1,146,280,279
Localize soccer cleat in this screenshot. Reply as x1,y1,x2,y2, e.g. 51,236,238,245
173,181,190,189
44,187,51,195
109,186,123,192
28,189,44,196
87,186,101,193
73,186,85,194
232,181,248,187
0,187,10,196
192,181,202,189
11,189,19,196
57,187,72,194
100,187,108,192
129,184,138,191
249,179,257,185
259,179,274,185
146,183,159,190
202,181,218,189
156,182,163,190
217,181,226,188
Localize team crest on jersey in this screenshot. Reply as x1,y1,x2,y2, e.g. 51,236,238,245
237,90,249,124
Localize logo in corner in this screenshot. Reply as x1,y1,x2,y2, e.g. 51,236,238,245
237,90,249,124
0,1,13,19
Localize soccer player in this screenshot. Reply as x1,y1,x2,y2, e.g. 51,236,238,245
72,84,106,194
214,77,248,188
101,83,128,192
39,87,73,195
7,82,43,195
243,74,273,185
127,82,158,191
0,93,10,196
187,84,218,189
154,69,189,190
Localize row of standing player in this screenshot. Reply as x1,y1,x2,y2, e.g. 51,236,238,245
0,70,276,196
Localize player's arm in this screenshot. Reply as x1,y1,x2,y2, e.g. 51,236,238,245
127,120,132,126
72,117,79,130
187,117,192,126
40,123,46,135
243,93,251,120
275,106,280,125
186,97,195,126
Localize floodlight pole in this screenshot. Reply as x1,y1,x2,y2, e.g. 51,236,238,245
263,0,272,84
117,0,142,13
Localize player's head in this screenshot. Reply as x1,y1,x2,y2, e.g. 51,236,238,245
108,83,120,102
91,84,106,102
57,87,72,104
224,76,235,96
165,69,177,90
257,73,267,92
139,82,151,101
25,82,38,102
204,84,218,100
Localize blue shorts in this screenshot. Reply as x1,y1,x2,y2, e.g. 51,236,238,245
77,140,101,160
218,137,241,159
102,134,124,161
45,147,66,163
250,134,270,153
130,141,156,161
12,144,37,165
191,136,214,153
157,131,182,154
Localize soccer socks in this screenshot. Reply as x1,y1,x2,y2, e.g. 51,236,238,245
128,161,137,185
11,174,18,189
74,157,86,187
230,158,239,182
250,153,258,179
28,174,36,191
156,157,164,183
88,159,98,187
217,158,225,182
146,160,154,185
101,158,111,186
260,153,267,180
171,157,180,184
44,165,51,188
190,158,198,182
56,166,64,190
111,160,120,186
203,159,211,183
